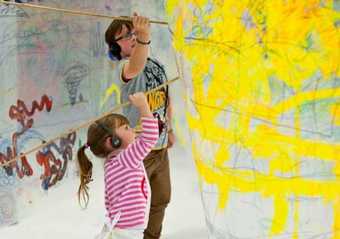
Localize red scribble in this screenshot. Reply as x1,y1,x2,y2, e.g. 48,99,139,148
1,94,77,190
0,141,34,179
36,151,52,178
0,94,53,179
37,132,76,189
9,94,52,128
36,149,62,187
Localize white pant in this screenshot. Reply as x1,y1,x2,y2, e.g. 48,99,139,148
95,224,144,239
110,228,144,239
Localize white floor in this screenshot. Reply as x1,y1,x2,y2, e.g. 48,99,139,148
1,147,208,239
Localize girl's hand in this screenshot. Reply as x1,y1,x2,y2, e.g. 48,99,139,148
129,92,153,118
129,92,148,109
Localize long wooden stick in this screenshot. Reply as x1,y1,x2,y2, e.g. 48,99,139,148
0,77,179,168
0,0,168,25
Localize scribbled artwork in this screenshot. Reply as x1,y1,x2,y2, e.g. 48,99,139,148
0,188,17,227
0,0,147,227
0,0,99,226
0,153,16,229
3,0,338,237
0,166,17,227
166,0,340,238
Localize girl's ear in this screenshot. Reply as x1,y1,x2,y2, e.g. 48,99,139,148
104,137,114,151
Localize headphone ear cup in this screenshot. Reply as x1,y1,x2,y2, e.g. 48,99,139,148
108,43,121,61
111,135,122,148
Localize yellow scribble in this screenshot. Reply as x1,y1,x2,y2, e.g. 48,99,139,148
331,104,340,126
167,0,340,237
100,82,121,109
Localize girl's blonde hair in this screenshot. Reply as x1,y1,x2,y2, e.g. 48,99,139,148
77,113,129,208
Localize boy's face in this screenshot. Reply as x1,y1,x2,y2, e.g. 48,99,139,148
115,24,136,58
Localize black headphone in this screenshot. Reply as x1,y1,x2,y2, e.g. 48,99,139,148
108,43,122,61
95,122,122,149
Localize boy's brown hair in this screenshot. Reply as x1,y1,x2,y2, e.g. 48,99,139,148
105,19,133,60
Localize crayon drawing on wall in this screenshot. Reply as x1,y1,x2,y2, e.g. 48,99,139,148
166,0,340,238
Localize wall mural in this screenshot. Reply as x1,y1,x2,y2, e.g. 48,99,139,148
1,0,339,238
166,0,340,238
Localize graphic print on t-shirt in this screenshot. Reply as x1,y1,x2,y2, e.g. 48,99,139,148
144,58,168,136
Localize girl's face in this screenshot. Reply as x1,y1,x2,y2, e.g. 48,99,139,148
115,124,136,148
115,24,136,58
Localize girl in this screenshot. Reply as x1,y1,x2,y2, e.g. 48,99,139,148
77,92,159,239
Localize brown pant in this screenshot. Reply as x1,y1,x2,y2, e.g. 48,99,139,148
143,149,171,239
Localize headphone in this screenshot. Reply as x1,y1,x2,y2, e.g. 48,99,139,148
108,43,122,61
95,121,122,149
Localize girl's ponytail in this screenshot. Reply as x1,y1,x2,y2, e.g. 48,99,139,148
77,145,93,209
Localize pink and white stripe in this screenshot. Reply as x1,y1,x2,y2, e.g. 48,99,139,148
104,117,159,229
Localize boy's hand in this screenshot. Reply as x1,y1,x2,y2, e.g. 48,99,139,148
132,13,150,42
167,131,175,148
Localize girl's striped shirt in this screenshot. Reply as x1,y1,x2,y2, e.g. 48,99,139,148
104,117,159,229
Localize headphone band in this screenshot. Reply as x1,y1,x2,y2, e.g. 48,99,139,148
95,121,122,148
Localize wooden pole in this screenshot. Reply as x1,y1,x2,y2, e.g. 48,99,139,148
0,0,168,25
0,77,179,168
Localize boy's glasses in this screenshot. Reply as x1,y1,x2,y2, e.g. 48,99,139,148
115,31,136,41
